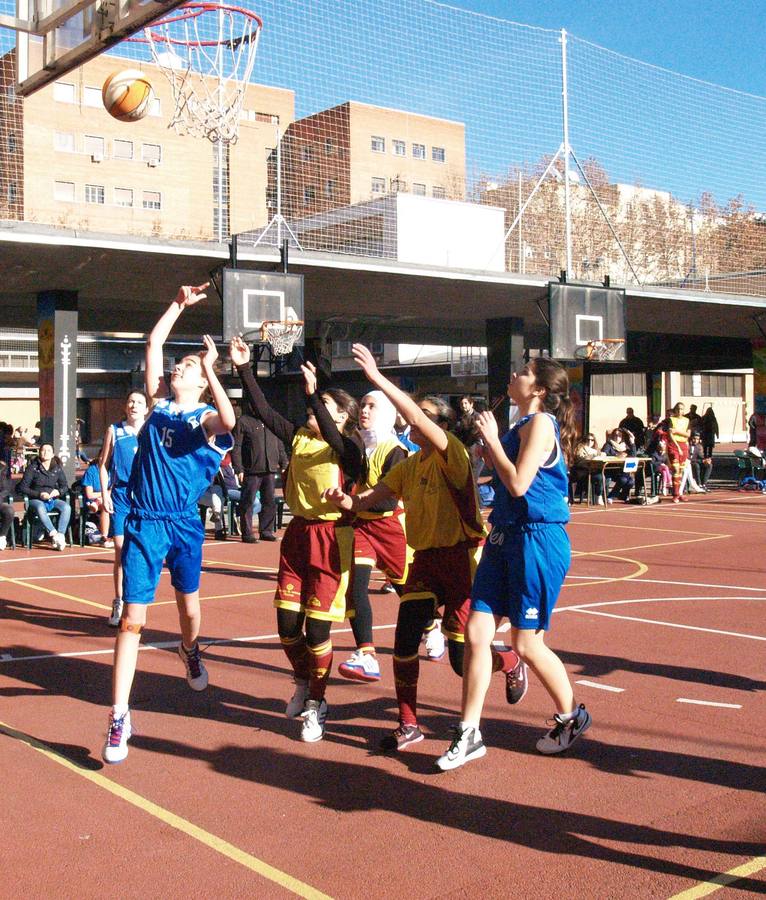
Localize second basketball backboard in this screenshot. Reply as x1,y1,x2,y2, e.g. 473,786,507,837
7,0,186,96
221,268,304,345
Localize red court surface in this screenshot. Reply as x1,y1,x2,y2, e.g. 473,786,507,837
2,490,764,899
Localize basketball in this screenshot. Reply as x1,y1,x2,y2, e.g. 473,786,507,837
102,69,155,122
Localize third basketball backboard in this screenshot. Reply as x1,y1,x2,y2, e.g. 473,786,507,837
7,0,187,96
221,268,305,345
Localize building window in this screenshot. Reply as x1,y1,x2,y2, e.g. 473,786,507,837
142,190,161,210
591,372,646,396
114,187,133,207
371,135,385,153
83,86,101,107
141,143,162,164
333,340,352,357
113,139,133,160
84,134,105,157
412,182,426,196
390,177,406,193
432,185,446,199
324,137,334,155
7,133,17,153
325,179,335,199
432,146,446,163
392,139,406,157
149,97,161,117
371,177,386,194
303,186,316,204
85,183,105,204
301,144,313,162
7,182,18,202
54,131,75,152
53,82,75,103
412,143,426,160
681,372,742,398
54,181,75,202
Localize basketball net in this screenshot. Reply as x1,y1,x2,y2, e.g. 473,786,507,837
261,321,304,356
140,3,262,144
586,339,625,361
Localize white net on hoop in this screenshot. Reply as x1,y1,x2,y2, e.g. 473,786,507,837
264,322,303,356
589,340,624,361
143,3,262,144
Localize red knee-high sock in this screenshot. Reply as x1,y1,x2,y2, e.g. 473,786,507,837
280,633,310,680
393,652,420,726
307,639,333,701
491,645,520,673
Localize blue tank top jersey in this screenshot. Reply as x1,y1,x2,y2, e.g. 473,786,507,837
81,462,103,491
489,413,570,527
128,399,233,516
109,421,140,488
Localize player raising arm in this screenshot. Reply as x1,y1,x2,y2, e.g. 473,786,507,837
325,344,523,752
436,357,590,771
230,335,364,744
102,284,235,764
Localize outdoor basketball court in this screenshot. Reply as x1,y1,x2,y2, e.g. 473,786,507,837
2,492,763,898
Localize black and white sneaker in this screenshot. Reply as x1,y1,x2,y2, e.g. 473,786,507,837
435,725,486,771
536,704,591,755
178,642,208,691
505,659,528,705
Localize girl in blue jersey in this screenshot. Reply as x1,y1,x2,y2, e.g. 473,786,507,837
437,358,591,770
99,389,148,626
102,284,235,764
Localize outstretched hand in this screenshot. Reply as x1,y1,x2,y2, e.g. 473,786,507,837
174,283,209,309
475,410,499,442
351,343,381,383
301,360,318,396
200,334,218,369
229,335,251,367
323,487,353,510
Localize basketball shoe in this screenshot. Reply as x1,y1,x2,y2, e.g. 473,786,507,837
380,723,424,752
102,709,131,764
285,678,309,717
108,597,123,628
338,650,381,682
536,704,591,755
436,724,486,771
178,642,208,691
301,699,328,742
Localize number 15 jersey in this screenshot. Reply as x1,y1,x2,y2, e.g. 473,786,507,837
128,399,233,516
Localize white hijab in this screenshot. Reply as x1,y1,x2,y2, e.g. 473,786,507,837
360,390,397,456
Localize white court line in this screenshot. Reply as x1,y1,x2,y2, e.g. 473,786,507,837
565,574,766,593
676,698,743,709
575,679,624,693
565,606,765,641
0,623,397,665
0,549,110,565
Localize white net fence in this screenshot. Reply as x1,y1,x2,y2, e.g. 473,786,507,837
0,0,764,294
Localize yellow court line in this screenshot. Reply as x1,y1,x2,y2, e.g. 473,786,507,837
0,720,333,900
154,588,274,606
204,558,278,573
563,553,648,588
569,520,716,536
0,572,110,611
667,855,766,899
571,534,729,556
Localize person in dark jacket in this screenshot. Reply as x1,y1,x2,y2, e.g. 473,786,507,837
18,443,70,549
232,399,288,543
701,407,719,459
0,460,15,550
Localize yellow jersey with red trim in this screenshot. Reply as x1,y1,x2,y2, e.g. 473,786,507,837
381,430,486,549
285,427,344,521
356,437,406,521
670,416,689,444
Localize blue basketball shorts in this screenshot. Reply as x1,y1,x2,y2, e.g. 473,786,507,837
122,512,205,605
110,487,131,538
470,522,570,630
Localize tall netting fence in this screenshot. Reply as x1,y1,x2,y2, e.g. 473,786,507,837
0,0,764,294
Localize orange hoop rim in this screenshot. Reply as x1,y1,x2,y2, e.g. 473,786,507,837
129,2,262,47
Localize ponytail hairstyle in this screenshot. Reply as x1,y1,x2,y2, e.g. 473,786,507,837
419,394,456,430
321,388,360,436
528,358,577,466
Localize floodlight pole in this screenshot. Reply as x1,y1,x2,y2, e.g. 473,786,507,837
561,29,573,278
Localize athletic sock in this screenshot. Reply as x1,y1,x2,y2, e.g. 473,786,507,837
393,652,419,726
357,643,376,656
491,645,520,673
112,703,128,717
460,720,481,737
307,639,333,701
280,633,311,681
557,706,579,722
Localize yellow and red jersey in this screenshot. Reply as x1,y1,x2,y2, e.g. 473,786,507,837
284,427,346,521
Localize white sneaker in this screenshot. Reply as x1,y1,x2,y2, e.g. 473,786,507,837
424,621,446,660
108,597,124,628
51,531,66,551
436,725,486,771
595,496,604,506
177,642,208,691
285,678,309,718
338,650,381,682
102,709,131,764
0,536,6,551
300,698,328,742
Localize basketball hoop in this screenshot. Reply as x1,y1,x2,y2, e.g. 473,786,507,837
131,2,262,144
260,320,304,356
575,339,625,361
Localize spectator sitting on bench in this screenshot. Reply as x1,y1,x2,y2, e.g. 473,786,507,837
19,443,70,550
601,428,634,503
81,456,112,546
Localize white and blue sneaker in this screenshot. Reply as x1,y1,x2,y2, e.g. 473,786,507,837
102,709,132,764
338,650,381,683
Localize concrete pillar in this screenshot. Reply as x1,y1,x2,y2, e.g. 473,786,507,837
486,316,524,434
37,290,78,483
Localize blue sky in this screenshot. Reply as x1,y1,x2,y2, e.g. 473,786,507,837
450,0,766,95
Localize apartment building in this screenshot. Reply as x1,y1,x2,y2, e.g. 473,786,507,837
0,49,295,240
272,100,466,220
